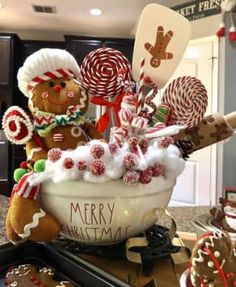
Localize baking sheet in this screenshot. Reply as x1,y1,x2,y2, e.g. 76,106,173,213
0,242,131,287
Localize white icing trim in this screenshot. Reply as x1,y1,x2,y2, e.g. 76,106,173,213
55,281,71,287
39,267,54,276
27,147,43,160
77,88,88,110
192,231,224,266
18,209,46,239
71,126,82,138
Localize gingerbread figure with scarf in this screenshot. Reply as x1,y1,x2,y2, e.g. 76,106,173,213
2,48,103,243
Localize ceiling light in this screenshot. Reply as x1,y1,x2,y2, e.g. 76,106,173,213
0,3,3,9
89,8,102,16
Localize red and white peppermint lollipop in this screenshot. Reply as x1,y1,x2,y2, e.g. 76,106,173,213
80,47,132,98
162,76,208,128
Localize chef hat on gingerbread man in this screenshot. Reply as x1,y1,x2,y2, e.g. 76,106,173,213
17,48,80,97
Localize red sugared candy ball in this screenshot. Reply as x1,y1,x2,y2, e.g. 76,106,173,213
123,170,139,186
152,164,165,177
48,148,62,162
123,154,137,170
63,157,74,169
139,169,152,184
76,160,87,171
90,159,105,176
90,144,105,159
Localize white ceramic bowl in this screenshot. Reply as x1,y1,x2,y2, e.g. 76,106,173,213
40,176,175,244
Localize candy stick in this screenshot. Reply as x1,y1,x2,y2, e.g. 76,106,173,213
136,58,145,115
128,137,148,170
136,144,148,170
108,97,116,127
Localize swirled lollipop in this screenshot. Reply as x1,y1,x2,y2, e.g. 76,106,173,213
162,76,208,128
80,47,132,98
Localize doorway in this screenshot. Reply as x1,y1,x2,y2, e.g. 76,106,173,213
166,36,220,206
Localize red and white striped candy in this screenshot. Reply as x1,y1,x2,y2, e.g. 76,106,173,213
119,109,133,127
162,76,208,128
121,94,136,112
131,116,149,130
109,127,128,144
15,173,40,200
80,47,132,98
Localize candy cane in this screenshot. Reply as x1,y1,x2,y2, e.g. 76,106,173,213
136,144,148,170
136,58,145,115
144,76,158,117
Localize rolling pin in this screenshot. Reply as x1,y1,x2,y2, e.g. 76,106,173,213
173,112,236,154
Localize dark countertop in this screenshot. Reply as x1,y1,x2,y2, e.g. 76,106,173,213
0,194,210,245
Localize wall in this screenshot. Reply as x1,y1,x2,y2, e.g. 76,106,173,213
221,38,236,188
0,29,66,41
191,14,221,39
0,13,221,41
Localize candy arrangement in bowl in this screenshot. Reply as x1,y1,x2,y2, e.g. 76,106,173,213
2,4,236,245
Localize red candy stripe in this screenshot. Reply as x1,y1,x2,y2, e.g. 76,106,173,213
80,47,131,98
162,76,208,128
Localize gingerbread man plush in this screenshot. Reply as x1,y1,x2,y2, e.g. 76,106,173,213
3,48,103,243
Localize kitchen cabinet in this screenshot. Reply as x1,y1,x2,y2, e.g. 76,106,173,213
0,34,24,195
0,37,11,85
65,35,134,65
23,40,66,58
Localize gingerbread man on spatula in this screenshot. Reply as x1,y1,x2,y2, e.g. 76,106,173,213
144,26,174,68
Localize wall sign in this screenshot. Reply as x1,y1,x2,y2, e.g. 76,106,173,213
172,0,222,21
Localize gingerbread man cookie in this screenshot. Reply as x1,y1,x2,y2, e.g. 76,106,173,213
188,231,236,287
5,264,75,287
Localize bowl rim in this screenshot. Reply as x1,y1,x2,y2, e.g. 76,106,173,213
40,176,176,198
